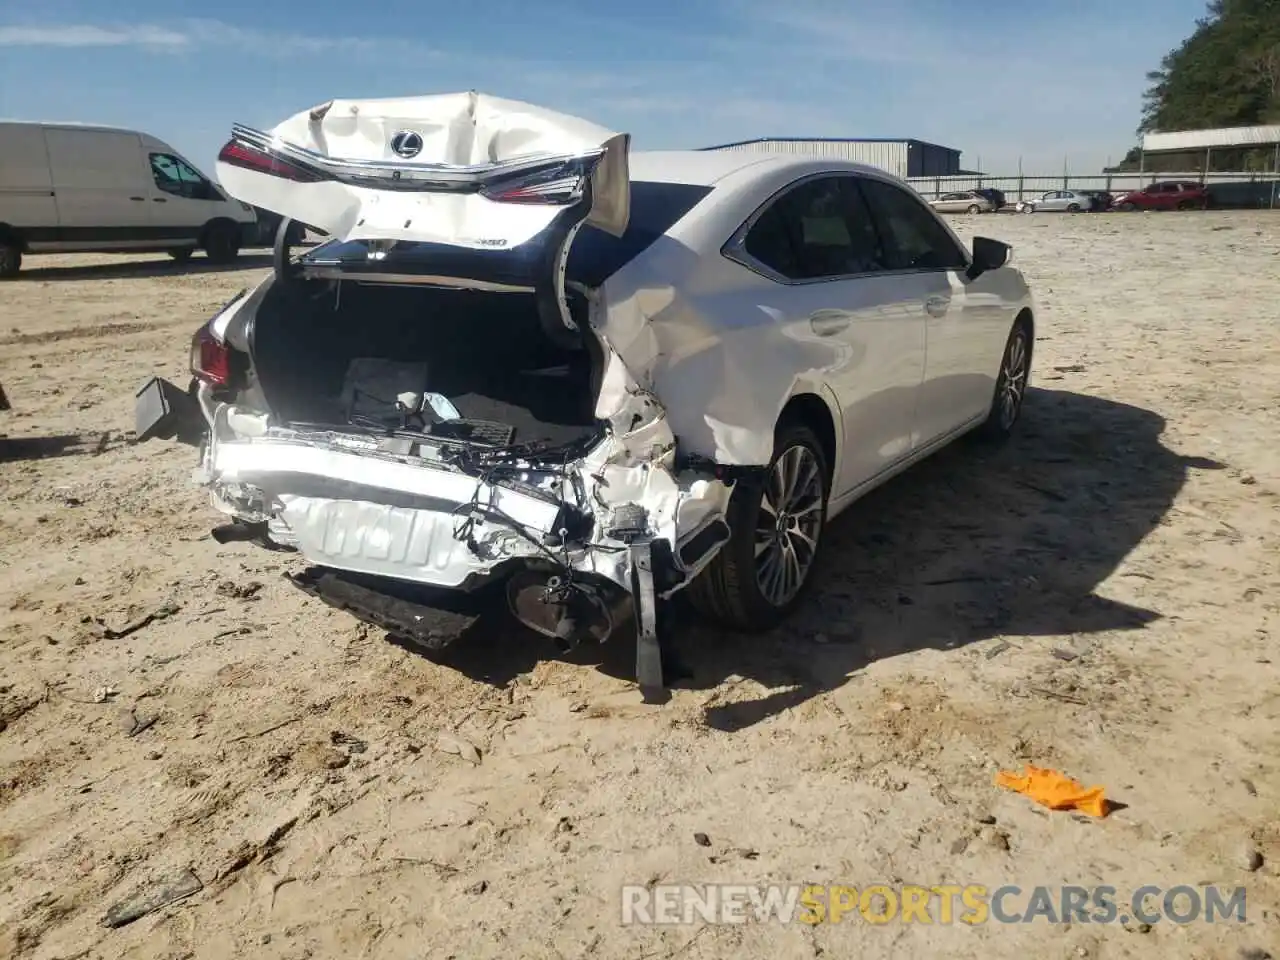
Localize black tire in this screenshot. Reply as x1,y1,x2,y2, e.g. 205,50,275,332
1020,204,1035,214
204,222,241,264
967,204,981,214
975,319,1032,443
168,247,194,263
687,421,830,631
1067,203,1081,213
0,241,22,279
1118,202,1136,212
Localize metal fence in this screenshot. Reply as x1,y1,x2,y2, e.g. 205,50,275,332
905,171,1279,206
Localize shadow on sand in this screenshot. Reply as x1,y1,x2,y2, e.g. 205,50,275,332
390,387,1225,728
15,252,274,282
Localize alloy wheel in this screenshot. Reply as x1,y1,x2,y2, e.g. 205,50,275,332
998,328,1029,430
754,444,824,607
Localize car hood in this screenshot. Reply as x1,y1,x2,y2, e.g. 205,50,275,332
214,91,631,249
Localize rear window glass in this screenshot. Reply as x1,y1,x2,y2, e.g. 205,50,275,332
566,181,713,286
299,180,712,288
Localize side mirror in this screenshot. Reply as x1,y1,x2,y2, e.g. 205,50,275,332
966,236,1010,281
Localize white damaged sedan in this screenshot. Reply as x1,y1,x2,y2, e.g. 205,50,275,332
135,92,1035,693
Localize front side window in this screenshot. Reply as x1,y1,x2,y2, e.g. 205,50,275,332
857,177,968,272
150,153,217,200
741,176,886,281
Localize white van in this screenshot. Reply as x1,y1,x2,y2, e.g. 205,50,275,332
0,121,259,278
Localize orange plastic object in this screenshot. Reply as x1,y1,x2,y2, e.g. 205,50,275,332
995,765,1109,817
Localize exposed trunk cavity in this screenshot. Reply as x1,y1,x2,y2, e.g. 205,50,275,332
247,278,604,456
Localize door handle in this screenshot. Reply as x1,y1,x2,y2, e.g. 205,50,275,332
809,311,852,337
129,196,145,202
152,198,168,203
924,296,949,318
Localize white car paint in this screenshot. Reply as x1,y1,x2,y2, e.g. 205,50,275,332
189,92,1034,611
0,120,256,270
215,91,630,249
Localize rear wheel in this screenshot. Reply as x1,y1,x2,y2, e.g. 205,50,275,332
168,247,194,263
204,222,241,264
687,422,830,631
967,203,981,214
975,320,1031,443
1118,201,1136,212
1067,203,1081,213
0,240,22,279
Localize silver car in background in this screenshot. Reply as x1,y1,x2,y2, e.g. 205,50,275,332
928,191,995,214
1016,190,1093,213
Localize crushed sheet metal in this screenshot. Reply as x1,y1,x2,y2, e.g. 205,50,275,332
216,91,631,247
204,403,732,594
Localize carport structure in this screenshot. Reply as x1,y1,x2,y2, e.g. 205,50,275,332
1140,124,1280,180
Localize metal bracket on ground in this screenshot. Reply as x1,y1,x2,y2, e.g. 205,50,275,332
629,540,667,703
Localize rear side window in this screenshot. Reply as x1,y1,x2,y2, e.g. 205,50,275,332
566,181,713,286
740,176,887,281
857,178,968,272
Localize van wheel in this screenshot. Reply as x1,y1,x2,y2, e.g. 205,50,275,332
687,421,830,631
168,248,194,263
0,242,22,279
204,223,241,264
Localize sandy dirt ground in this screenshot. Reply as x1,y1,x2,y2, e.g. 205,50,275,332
1,212,1278,960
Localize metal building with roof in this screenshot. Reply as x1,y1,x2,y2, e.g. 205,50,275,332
697,137,963,180
1139,124,1280,172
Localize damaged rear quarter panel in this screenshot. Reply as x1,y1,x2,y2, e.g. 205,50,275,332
595,168,848,470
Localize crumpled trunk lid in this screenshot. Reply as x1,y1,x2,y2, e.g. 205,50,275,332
215,91,631,249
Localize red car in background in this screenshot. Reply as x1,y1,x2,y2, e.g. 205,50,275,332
1113,180,1210,211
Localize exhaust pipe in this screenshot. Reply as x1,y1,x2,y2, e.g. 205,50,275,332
506,570,622,653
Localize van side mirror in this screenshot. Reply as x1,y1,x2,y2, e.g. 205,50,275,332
966,236,1011,280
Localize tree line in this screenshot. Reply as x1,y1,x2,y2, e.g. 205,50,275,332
1113,0,1280,171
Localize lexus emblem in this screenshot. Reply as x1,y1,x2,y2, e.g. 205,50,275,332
390,130,423,159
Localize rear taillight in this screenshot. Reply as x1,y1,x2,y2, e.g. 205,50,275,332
480,156,596,206
218,139,323,183
191,324,231,386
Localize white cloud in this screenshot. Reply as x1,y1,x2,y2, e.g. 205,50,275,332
0,24,189,48
0,18,438,57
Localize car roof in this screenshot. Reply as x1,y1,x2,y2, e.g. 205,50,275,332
627,149,895,186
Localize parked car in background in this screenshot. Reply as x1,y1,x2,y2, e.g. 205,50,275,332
1016,190,1093,213
1076,189,1113,211
0,120,258,278
928,191,995,214
1113,181,1209,211
971,188,1006,211
136,92,1036,686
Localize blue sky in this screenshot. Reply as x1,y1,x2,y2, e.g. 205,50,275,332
0,0,1211,177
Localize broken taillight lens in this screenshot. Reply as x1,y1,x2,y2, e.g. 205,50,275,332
217,139,323,183
190,324,232,386
480,156,596,205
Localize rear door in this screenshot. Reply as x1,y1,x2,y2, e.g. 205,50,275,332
726,175,928,496
857,175,1001,445
44,127,152,244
